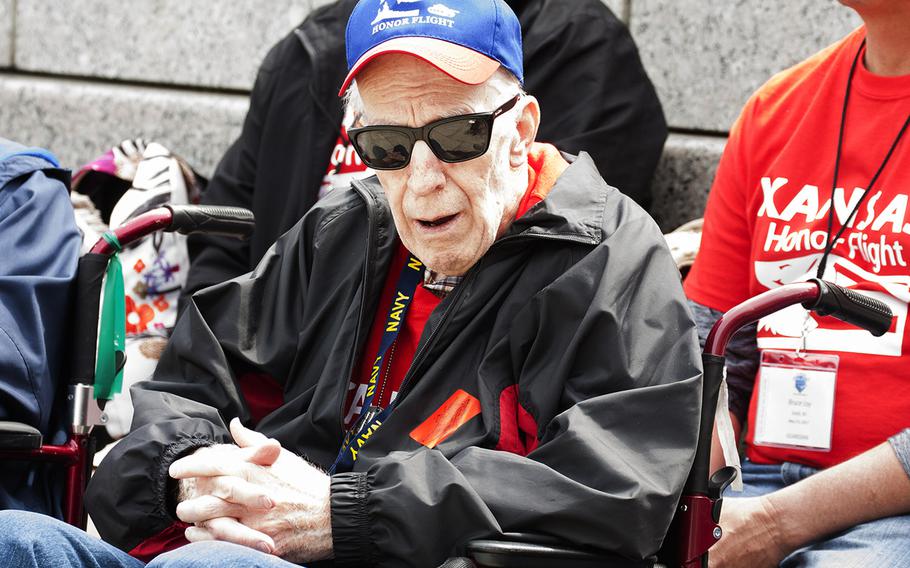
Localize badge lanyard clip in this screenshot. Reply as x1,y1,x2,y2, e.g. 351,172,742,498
795,312,812,359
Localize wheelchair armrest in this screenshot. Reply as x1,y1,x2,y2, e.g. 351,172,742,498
467,533,656,568
0,421,43,450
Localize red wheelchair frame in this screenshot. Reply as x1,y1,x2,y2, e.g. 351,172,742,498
0,204,254,528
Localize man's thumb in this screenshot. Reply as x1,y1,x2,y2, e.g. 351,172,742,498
245,442,281,466
230,418,281,465
230,417,269,447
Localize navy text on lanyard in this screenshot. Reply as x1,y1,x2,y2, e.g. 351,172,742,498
330,254,424,474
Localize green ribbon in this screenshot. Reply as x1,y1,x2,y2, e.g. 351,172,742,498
94,232,126,400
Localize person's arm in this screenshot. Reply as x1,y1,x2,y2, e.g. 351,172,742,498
520,0,667,209
709,434,910,568
771,432,910,542
0,168,80,434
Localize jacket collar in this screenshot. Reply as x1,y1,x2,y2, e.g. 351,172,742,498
0,138,64,190
351,151,608,247
506,152,604,245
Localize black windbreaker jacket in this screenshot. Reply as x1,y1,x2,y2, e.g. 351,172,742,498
87,154,702,566
183,0,667,300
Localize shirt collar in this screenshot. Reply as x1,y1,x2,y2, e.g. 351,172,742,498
423,270,462,297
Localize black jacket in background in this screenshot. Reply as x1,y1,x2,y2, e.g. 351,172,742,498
183,0,667,301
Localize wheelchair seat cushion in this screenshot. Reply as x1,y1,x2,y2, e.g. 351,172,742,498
0,421,43,450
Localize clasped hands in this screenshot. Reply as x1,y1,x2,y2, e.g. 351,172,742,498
169,418,333,562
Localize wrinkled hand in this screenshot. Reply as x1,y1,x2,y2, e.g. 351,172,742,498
170,418,332,562
171,440,279,553
708,497,788,568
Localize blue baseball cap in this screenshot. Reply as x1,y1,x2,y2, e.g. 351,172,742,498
339,0,524,96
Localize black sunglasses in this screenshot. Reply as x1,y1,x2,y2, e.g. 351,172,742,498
347,94,521,170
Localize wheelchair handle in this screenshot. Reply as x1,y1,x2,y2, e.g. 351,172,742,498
90,205,255,254
803,278,892,338
704,280,892,357
165,204,255,239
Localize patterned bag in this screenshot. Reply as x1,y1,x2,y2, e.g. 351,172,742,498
72,140,204,438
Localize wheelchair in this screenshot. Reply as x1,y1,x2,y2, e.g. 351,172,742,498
0,207,892,567
0,204,254,528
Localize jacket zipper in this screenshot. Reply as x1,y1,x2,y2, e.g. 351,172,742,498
389,269,477,407
495,231,598,247
376,340,397,403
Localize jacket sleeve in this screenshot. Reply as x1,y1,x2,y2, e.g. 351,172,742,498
0,170,79,435
890,429,910,479
86,212,315,552
523,0,667,210
180,40,286,303
330,213,702,566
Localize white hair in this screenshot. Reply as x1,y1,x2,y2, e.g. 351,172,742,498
343,66,523,122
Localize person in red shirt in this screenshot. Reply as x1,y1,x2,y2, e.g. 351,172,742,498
685,1,910,566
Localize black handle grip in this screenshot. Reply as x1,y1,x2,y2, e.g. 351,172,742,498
803,278,893,337
165,205,255,239
685,354,724,496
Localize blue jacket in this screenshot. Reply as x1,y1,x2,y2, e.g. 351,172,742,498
0,138,79,516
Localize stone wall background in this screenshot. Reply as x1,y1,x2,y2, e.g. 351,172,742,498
0,0,861,230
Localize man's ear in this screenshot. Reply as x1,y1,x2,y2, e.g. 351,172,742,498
510,95,541,168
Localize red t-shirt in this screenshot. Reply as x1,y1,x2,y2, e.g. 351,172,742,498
320,114,372,200
685,27,910,469
343,143,568,427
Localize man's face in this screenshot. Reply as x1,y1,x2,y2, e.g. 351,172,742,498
356,56,526,276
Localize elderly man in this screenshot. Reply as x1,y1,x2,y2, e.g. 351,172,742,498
182,0,668,302
0,1,700,566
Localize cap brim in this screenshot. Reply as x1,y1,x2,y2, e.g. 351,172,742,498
338,36,500,96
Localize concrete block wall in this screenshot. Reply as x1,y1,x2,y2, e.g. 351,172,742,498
0,0,11,66
0,0,861,230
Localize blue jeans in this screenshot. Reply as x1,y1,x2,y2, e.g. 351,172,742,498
0,510,301,567
729,459,910,567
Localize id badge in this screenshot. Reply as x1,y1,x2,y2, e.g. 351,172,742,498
753,350,839,452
